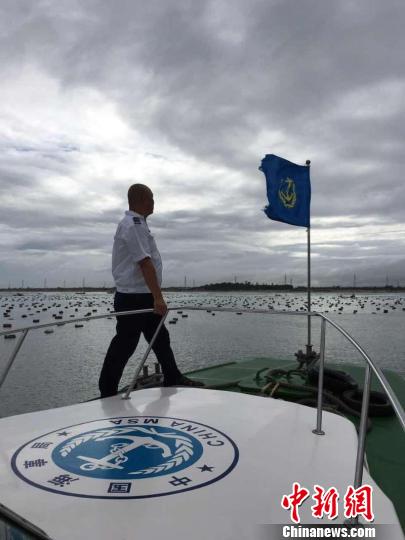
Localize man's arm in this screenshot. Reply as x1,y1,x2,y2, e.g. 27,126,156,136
138,257,167,315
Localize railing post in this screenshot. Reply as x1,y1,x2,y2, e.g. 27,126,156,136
354,363,372,488
344,363,372,526
122,311,169,400
0,329,29,392
313,318,326,435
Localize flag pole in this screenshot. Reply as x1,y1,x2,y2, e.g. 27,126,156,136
305,159,312,357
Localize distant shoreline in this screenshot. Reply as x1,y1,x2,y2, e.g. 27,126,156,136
1,286,404,294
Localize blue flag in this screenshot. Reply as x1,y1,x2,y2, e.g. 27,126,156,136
259,154,311,228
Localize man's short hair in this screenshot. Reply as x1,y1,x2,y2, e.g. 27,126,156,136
128,184,150,206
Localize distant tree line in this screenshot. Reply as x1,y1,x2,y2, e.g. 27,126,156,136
196,281,294,291
164,282,404,292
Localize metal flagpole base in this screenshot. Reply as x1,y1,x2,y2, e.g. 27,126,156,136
312,428,325,436
294,347,319,369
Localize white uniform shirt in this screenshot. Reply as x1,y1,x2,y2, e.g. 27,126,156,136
112,210,163,293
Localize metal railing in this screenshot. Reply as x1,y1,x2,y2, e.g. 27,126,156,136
1,306,404,498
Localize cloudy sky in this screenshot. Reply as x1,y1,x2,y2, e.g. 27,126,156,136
1,0,404,289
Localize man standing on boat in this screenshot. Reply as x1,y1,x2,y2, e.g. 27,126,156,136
99,183,203,397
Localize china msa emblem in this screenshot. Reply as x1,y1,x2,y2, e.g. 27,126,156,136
12,416,238,499
278,177,297,209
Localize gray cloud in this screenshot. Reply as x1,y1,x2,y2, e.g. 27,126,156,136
0,0,404,287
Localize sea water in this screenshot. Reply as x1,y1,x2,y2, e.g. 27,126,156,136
0,291,404,417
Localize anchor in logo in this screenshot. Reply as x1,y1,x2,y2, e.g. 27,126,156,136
278,178,297,209
58,426,196,477
76,429,173,471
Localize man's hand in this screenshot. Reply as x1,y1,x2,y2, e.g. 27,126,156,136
138,258,167,315
154,297,167,316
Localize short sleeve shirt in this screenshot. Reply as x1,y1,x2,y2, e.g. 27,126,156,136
111,210,163,293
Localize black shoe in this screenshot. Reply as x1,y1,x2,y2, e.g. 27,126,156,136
163,375,205,388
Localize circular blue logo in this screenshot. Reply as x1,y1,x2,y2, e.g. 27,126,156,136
52,425,204,479
12,416,239,499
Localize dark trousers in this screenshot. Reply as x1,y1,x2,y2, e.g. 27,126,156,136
99,292,181,397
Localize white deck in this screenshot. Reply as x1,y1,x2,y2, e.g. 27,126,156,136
0,387,402,539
